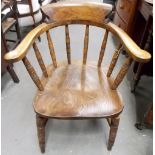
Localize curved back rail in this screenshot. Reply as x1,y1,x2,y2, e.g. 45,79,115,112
4,2,151,91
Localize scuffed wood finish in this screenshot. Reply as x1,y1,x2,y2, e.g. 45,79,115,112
46,30,57,68
65,25,71,64
33,62,123,118
42,2,113,24
36,114,48,153
98,30,109,67
33,42,48,78
22,56,44,91
83,25,89,65
111,57,133,90
3,2,152,153
107,44,122,77
108,117,120,150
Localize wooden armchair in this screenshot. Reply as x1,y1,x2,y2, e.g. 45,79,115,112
4,2,151,153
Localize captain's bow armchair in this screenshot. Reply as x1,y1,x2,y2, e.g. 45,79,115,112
4,2,151,153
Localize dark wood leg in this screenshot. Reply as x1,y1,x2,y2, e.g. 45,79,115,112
135,103,153,130
38,36,41,42
15,23,21,41
13,1,22,41
107,117,120,150
36,114,48,153
7,65,19,83
131,63,143,93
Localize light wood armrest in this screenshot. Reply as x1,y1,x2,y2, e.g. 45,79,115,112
4,23,48,62
4,21,151,63
107,22,151,63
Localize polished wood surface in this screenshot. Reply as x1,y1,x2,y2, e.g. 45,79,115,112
4,23,48,62
42,2,113,24
3,2,152,153
106,23,151,63
33,62,123,118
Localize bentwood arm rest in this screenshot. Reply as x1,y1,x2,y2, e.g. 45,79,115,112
4,23,49,63
107,22,151,63
4,22,151,63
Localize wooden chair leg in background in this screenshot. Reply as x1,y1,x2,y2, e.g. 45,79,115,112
131,63,143,93
36,114,48,153
107,117,120,150
7,65,20,83
15,23,21,41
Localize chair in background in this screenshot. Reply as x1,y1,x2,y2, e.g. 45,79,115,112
1,0,20,83
16,0,43,27
4,2,151,153
1,0,21,46
1,30,19,83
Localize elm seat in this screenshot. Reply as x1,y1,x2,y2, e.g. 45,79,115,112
33,62,123,118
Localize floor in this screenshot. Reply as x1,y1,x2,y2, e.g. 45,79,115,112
2,0,153,155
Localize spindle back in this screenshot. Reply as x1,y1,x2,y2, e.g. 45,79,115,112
4,2,151,91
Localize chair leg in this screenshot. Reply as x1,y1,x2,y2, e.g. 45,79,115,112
107,117,120,150
7,65,20,83
36,114,48,153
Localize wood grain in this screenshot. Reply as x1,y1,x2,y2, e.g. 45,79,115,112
106,22,151,63
65,25,71,64
111,57,133,90
33,62,123,118
83,25,89,65
107,44,122,77
33,42,48,78
22,56,44,91
4,23,48,62
2,3,152,152
46,30,57,68
98,29,109,67
42,2,113,24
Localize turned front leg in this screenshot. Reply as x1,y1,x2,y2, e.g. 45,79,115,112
107,117,120,150
36,114,48,153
